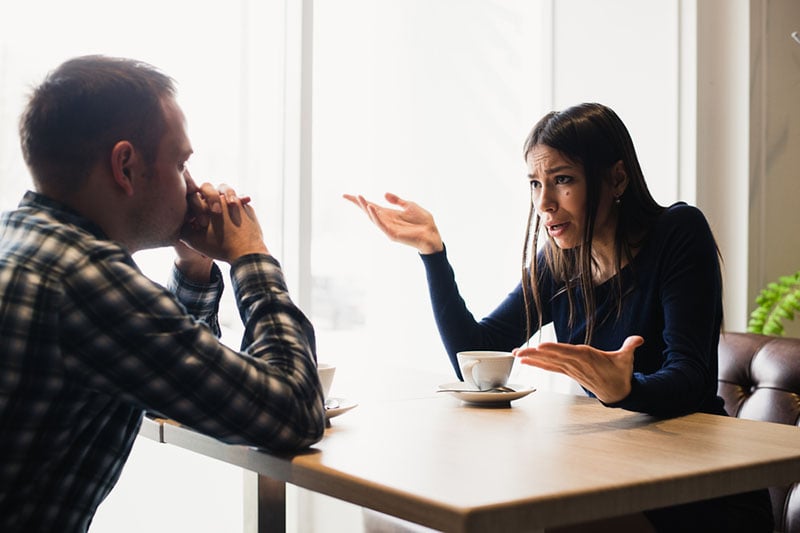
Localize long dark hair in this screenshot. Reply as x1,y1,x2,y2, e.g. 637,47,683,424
521,103,664,344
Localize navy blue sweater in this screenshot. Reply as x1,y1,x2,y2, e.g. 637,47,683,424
421,203,726,418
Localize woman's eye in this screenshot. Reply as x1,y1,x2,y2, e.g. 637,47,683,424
529,180,541,189
555,175,573,184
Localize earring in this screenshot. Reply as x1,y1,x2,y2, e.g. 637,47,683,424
614,196,621,205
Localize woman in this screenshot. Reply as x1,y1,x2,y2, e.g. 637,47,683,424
345,103,772,532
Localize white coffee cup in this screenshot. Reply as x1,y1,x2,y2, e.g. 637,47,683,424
456,351,514,391
317,363,336,399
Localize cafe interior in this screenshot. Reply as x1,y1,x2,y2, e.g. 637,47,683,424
1,0,799,532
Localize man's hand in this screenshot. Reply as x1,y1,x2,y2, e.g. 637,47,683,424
174,241,213,282
181,182,268,263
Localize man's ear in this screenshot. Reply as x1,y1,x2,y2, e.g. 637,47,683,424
110,141,138,196
611,160,629,197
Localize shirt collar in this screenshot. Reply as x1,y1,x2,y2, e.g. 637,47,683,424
20,190,110,241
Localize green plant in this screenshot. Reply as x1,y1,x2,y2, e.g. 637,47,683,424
747,271,800,336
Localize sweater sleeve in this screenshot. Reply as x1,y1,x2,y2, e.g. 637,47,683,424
420,245,533,378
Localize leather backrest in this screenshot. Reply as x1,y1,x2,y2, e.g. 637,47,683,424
718,332,800,533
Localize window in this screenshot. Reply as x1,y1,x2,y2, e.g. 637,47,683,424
311,0,549,387
1,1,689,531
309,0,683,396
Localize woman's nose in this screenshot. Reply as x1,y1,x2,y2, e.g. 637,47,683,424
533,185,556,213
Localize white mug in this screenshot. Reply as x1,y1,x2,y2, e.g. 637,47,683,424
456,351,514,391
317,363,336,399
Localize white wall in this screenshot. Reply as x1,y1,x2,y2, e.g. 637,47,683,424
749,0,800,337
684,0,800,335
552,0,682,206
694,0,752,332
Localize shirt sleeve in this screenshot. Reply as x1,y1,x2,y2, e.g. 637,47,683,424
420,245,532,379
59,251,325,452
166,261,223,337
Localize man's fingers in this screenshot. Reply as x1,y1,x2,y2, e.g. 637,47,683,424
226,196,243,226
186,192,210,229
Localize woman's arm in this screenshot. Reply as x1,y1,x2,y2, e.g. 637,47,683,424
422,249,535,377
345,193,536,378
610,205,724,416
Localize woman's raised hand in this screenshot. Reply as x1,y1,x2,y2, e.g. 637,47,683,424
343,192,444,254
513,336,644,404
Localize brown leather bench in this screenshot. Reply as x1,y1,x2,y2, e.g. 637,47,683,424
718,331,800,533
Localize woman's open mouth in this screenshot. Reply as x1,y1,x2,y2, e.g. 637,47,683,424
548,222,569,237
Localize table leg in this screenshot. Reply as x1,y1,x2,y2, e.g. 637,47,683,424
244,471,286,533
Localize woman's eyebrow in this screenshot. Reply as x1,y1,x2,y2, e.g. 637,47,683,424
529,164,574,179
543,164,574,175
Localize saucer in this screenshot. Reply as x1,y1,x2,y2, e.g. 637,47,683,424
438,382,536,405
325,397,358,419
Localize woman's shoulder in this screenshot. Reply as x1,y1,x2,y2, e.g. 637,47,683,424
644,202,716,254
654,202,712,234
662,201,706,220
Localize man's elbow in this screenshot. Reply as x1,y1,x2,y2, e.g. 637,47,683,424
260,408,326,453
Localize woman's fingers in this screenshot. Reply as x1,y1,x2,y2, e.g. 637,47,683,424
384,192,407,207
620,335,644,352
342,192,443,254
515,340,637,403
344,194,388,228
343,193,376,216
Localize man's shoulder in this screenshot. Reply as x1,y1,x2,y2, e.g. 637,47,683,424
1,204,128,278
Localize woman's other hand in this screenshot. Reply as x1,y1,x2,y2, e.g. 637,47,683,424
514,336,643,404
343,192,444,255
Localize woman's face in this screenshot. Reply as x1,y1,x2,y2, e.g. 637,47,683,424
527,144,618,250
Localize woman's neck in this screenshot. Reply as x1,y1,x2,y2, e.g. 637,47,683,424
589,225,619,284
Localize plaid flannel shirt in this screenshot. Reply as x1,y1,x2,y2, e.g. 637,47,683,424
0,191,325,532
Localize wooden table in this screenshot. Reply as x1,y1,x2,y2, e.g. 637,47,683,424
140,383,800,532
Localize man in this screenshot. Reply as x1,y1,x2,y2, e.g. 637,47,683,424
0,55,325,532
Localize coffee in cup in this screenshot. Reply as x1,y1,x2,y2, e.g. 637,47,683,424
456,351,514,391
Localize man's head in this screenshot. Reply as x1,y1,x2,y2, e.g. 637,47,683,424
19,55,176,198
19,55,198,251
